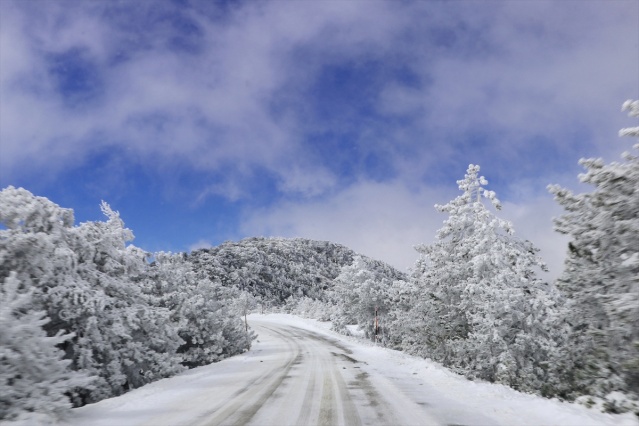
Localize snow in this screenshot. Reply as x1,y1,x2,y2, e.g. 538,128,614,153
260,314,638,426
345,324,366,338
5,313,636,426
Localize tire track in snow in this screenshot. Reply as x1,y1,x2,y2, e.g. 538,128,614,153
293,357,318,426
331,360,362,426
197,325,301,426
318,373,336,426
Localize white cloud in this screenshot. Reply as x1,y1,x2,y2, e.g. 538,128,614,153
372,1,638,179
1,0,636,213
0,0,408,194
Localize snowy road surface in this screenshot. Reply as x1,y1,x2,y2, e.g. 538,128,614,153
66,314,636,426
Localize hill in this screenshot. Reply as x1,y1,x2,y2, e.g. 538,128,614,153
186,237,406,304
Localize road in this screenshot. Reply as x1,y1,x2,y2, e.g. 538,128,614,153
186,319,442,426
67,315,499,426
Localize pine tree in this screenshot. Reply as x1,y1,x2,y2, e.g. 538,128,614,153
65,203,185,401
331,256,406,343
548,100,639,399
0,272,91,421
408,165,565,394
147,252,254,368
0,188,185,404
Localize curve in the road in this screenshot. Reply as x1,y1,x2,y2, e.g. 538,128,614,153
196,320,442,426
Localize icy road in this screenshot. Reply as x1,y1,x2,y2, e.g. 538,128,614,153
67,314,635,426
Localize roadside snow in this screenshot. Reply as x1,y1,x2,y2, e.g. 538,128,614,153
262,314,638,426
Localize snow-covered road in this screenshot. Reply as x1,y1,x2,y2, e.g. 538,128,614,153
65,314,637,426
204,319,447,426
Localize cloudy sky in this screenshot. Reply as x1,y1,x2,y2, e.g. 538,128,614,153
1,0,637,278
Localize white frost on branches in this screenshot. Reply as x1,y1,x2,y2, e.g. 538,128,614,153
0,273,91,421
406,165,565,395
0,187,254,420
619,99,639,138
548,100,639,400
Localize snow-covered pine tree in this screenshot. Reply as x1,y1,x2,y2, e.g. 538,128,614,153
331,256,409,345
0,188,185,404
0,272,91,422
62,203,185,402
147,252,254,368
548,100,639,400
407,165,565,394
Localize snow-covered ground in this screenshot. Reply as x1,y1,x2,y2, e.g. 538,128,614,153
47,314,639,426
271,314,639,426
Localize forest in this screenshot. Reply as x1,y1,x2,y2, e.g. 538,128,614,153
1,100,637,421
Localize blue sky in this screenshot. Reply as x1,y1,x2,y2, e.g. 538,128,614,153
1,0,638,278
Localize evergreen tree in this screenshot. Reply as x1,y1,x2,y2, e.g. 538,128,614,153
408,165,565,394
548,100,639,399
148,252,254,368
331,256,401,342
0,273,90,421
0,188,185,404
65,203,185,402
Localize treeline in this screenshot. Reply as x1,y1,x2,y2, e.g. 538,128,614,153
0,191,254,422
286,101,639,414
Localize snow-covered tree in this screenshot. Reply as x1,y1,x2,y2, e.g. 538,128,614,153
407,165,565,394
548,100,639,399
0,272,91,421
148,252,254,368
0,188,185,404
331,256,406,344
284,296,335,321
64,204,185,402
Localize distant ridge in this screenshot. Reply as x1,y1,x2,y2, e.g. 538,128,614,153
186,237,406,304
